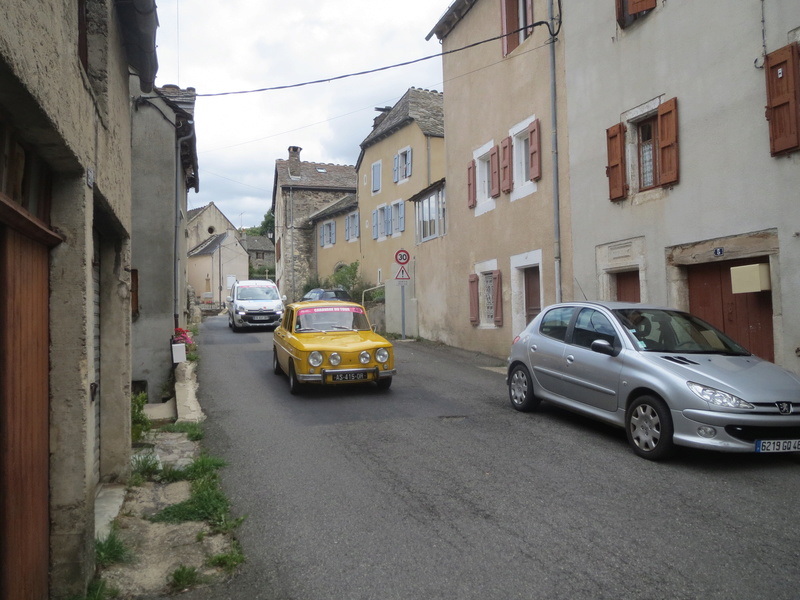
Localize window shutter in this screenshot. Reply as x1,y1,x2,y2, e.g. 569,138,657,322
372,210,378,239
398,202,405,232
344,216,350,241
354,212,360,238
765,43,800,156
490,145,501,198
406,148,413,177
385,206,392,235
605,122,628,201
467,159,477,208
500,136,513,193
469,274,480,325
658,97,679,186
331,222,336,245
492,270,503,327
319,224,325,247
528,118,542,181
526,0,534,35
393,155,399,182
500,0,516,56
629,0,656,15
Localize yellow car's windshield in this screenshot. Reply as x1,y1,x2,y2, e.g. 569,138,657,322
295,306,370,332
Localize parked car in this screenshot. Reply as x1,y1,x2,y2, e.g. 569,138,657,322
301,287,352,302
227,279,285,332
507,301,800,460
272,300,395,394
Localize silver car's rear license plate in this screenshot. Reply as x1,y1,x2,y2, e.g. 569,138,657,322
755,439,800,453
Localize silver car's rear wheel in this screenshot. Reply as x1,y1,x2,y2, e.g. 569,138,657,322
508,364,541,412
626,395,674,460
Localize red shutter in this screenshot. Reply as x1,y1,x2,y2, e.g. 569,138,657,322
526,0,534,34
492,270,503,327
500,136,513,193
658,97,679,186
765,43,800,156
469,274,479,325
629,0,656,15
528,118,542,181
500,0,518,56
605,122,627,201
490,145,501,198
467,159,477,208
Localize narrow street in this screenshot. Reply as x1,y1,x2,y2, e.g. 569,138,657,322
173,315,800,600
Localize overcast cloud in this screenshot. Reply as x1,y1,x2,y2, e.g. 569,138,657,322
153,0,450,229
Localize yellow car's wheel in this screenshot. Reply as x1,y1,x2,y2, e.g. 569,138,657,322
272,347,282,375
288,361,303,395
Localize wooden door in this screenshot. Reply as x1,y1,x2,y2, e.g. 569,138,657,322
0,225,50,600
616,270,641,302
687,258,774,361
524,267,541,325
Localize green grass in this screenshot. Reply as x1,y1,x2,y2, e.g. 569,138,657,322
159,421,204,441
68,578,120,600
95,528,133,568
130,451,160,481
167,565,211,592
207,540,245,574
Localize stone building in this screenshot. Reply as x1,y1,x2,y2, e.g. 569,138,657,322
271,146,357,301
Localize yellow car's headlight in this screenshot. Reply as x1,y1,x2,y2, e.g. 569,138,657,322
329,352,341,366
375,348,389,363
308,351,323,367
359,351,370,364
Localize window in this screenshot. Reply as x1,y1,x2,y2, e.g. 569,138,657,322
507,117,542,201
319,220,335,247
539,306,576,341
571,308,617,348
469,269,503,327
371,161,382,193
416,187,446,243
765,42,800,156
391,200,405,235
615,0,656,29
606,97,679,201
468,141,499,214
501,0,534,56
344,211,360,241
372,205,396,239
394,147,413,182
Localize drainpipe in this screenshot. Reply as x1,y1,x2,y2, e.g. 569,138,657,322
548,0,562,303
175,126,194,328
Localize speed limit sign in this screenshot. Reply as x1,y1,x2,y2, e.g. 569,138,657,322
395,249,410,265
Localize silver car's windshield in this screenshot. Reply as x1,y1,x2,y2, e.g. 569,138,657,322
613,308,750,355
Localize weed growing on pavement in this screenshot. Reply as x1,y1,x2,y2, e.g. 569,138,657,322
131,392,151,443
208,540,245,574
95,527,133,568
130,451,160,484
159,421,204,441
167,565,210,592
68,578,119,600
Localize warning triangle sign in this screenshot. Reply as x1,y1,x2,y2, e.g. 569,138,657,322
395,266,411,280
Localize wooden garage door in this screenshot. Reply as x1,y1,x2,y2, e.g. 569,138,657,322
687,258,774,362
0,225,50,600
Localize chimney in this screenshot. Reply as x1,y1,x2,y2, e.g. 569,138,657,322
372,107,392,130
288,146,302,178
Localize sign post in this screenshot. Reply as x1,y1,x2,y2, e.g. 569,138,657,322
394,249,411,340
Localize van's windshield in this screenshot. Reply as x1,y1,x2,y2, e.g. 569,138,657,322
236,286,279,301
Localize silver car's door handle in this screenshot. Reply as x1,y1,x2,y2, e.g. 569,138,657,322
530,344,537,352
566,354,575,364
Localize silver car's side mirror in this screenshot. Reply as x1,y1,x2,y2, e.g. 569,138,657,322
591,339,618,357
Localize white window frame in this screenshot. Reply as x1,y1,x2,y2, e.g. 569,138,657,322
390,200,405,236
376,204,388,240
416,188,446,243
475,258,498,328
320,220,335,248
344,211,359,242
473,140,496,216
394,146,412,183
510,116,538,202
621,97,665,199
371,160,382,194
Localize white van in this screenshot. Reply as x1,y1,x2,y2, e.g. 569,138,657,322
226,280,285,332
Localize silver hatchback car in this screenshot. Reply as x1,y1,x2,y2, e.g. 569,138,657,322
507,301,800,460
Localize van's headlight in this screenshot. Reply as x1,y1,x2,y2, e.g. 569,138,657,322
687,382,754,409
308,351,323,367
375,348,389,363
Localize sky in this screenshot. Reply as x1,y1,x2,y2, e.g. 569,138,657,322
152,0,452,230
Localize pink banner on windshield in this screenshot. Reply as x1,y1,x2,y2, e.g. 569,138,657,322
297,306,364,315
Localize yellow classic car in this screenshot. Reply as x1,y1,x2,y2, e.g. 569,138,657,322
272,301,396,394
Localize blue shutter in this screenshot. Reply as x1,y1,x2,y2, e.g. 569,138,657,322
319,224,324,247
384,207,392,235
344,216,350,241
372,210,378,239
398,202,405,232
354,212,360,238
406,148,412,177
393,155,399,182
331,222,336,245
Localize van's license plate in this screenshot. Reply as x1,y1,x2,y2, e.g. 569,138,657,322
755,439,800,453
331,372,369,382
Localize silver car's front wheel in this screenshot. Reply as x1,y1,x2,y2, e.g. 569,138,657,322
626,395,674,460
508,364,541,412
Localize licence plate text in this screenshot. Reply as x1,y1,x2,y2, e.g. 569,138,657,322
252,315,273,321
330,372,370,382
755,439,800,453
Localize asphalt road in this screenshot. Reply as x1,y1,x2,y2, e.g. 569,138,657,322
171,315,800,600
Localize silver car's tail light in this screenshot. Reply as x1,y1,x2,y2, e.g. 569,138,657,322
359,351,370,364
687,382,754,409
